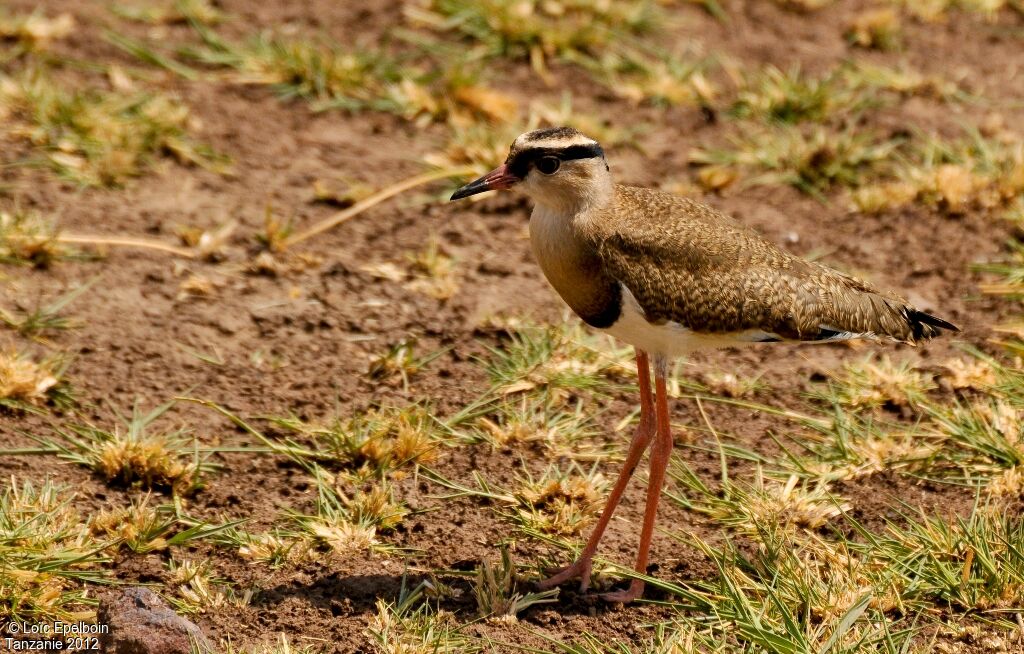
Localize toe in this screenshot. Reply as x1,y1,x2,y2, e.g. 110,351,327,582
537,565,576,590
537,558,592,591
536,576,559,591
599,589,636,603
599,581,644,603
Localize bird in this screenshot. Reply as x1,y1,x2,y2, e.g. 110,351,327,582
448,126,958,603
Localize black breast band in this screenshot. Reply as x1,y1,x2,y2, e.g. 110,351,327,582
579,280,622,329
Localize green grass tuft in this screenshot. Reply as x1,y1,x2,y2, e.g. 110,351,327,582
407,0,659,72
184,29,404,111
38,401,216,495
0,208,73,267
0,348,71,412
691,126,902,196
0,69,225,186
0,478,109,623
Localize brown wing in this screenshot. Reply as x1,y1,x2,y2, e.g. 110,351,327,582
583,186,957,343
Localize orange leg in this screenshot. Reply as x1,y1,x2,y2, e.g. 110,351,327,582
600,355,673,603
537,350,655,593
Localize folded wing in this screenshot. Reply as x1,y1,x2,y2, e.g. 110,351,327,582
584,187,958,345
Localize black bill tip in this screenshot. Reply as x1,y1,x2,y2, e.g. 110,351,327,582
449,178,489,201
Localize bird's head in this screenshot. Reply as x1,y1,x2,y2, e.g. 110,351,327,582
449,126,611,211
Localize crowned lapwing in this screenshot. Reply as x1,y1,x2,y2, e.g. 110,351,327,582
449,126,958,603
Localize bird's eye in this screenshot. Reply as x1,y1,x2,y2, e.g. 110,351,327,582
535,156,560,175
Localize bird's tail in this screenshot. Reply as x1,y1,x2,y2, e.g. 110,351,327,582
806,270,960,345
834,290,959,345
903,307,960,342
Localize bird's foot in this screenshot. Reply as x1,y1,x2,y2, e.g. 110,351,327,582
536,557,593,593
599,579,645,604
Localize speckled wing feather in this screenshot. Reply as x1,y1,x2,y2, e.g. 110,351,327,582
583,186,956,343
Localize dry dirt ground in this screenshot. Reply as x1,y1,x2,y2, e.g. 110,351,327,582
2,1,1024,652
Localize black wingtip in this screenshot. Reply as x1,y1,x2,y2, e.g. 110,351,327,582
906,309,960,341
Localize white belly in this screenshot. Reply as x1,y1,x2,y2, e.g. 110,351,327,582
602,285,772,358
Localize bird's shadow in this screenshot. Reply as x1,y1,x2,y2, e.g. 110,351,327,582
252,570,631,620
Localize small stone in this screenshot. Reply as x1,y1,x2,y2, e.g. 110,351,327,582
477,258,515,276
98,587,213,654
214,312,249,336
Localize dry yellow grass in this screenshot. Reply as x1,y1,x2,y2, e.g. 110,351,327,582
741,475,849,532
893,0,1013,21
940,357,998,391
46,405,209,496
0,479,104,622
773,0,834,10
94,435,196,492
809,429,940,482
987,466,1024,497
853,140,1024,215
0,349,59,405
846,8,902,50
514,469,605,537
308,520,379,555
1,69,221,186
351,407,441,473
237,532,314,566
829,355,936,408
0,209,68,267
114,0,223,25
406,0,658,74
87,494,171,553
388,77,519,126
405,236,460,301
0,9,74,51
170,557,248,613
344,483,410,531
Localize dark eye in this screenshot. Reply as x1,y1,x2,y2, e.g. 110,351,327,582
535,156,560,175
